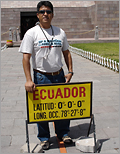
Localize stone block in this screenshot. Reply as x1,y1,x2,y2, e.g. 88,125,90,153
20,143,43,153
75,136,100,153
1,135,12,146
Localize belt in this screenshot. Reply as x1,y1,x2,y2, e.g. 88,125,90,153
33,68,62,76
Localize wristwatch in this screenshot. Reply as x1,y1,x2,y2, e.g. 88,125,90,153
68,72,74,76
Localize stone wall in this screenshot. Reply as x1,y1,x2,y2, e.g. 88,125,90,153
1,1,95,8
95,1,119,38
1,1,119,41
52,7,94,38
1,6,95,40
1,7,36,40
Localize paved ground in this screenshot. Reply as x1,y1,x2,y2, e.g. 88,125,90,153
1,44,119,153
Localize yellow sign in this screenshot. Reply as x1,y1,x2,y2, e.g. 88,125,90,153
26,82,92,123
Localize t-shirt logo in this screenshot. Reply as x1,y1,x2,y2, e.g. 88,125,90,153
38,39,62,48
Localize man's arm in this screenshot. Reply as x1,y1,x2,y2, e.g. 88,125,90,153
22,53,35,92
62,49,73,83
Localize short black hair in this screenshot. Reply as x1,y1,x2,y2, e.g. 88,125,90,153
37,1,53,13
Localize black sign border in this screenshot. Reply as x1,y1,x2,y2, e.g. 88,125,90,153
26,81,92,124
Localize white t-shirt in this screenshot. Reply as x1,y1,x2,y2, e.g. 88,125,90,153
19,25,69,72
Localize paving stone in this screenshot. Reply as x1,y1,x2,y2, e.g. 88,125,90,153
1,127,13,136
29,134,40,143
11,135,26,146
1,135,12,146
96,129,109,140
103,127,119,138
1,111,23,119
100,149,118,153
93,106,117,114
95,119,119,130
1,119,14,127
1,145,23,153
113,105,119,111
14,119,26,126
1,101,17,106
99,137,119,151
12,126,26,135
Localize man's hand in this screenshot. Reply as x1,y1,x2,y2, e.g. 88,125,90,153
25,81,36,93
65,73,73,83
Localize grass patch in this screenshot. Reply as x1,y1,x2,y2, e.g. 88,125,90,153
70,42,119,63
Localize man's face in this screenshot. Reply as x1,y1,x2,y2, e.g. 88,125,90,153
37,5,53,28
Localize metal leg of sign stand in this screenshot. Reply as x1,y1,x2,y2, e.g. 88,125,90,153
26,120,30,153
87,114,93,137
87,114,97,153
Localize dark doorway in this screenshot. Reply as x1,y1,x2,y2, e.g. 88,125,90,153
20,12,39,40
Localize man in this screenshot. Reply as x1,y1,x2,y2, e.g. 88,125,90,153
19,1,73,150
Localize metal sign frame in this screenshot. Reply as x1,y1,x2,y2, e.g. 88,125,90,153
25,82,98,153
26,82,92,124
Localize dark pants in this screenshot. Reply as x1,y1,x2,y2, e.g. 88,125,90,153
34,69,70,141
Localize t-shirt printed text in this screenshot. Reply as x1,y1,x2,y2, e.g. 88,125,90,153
38,39,62,48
